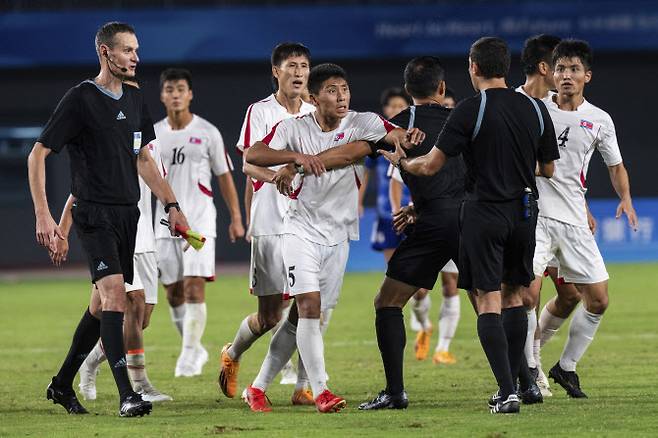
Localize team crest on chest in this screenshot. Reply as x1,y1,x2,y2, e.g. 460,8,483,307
580,120,594,130
189,136,202,144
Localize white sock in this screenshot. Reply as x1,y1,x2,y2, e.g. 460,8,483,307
320,308,333,336
436,295,460,352
182,302,206,354
525,308,537,368
271,303,292,336
533,338,542,369
227,316,259,361
296,318,327,399
252,320,297,392
412,294,431,331
559,306,602,372
127,350,152,391
169,304,186,337
84,340,107,369
295,354,309,391
539,303,566,347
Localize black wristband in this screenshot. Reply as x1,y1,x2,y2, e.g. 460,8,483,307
164,202,180,213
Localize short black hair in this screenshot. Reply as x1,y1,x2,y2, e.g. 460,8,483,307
445,87,456,101
271,42,311,67
95,22,135,56
380,87,412,108
469,37,510,79
552,39,593,71
308,63,347,96
521,34,562,75
403,56,446,98
160,68,193,91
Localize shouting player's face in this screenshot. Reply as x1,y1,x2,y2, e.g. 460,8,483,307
554,57,591,98
313,77,350,119
273,55,310,98
102,32,139,79
160,79,193,113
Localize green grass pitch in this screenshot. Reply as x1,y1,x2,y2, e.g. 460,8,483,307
1,263,657,437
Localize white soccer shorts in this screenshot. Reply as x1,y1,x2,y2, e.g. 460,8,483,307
156,237,216,285
441,259,459,274
532,216,609,284
125,252,159,304
282,234,349,312
249,235,287,296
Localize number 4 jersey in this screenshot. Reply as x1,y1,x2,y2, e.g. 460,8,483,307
538,96,622,228
154,114,234,239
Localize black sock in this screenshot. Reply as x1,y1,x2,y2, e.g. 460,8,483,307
501,306,528,388
518,354,532,391
477,312,515,399
55,308,100,389
375,307,406,395
101,311,133,401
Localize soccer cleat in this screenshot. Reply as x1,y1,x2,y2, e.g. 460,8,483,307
537,367,553,397
490,394,520,414
136,385,173,403
119,393,152,417
279,360,298,385
487,390,501,409
548,362,588,398
414,326,432,361
194,345,209,376
291,388,315,406
174,351,196,377
433,350,457,365
219,343,240,398
46,377,89,414
78,359,100,400
315,389,346,413
519,381,544,405
358,390,408,410
243,386,272,412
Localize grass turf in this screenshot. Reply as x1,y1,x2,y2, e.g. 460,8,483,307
1,263,657,437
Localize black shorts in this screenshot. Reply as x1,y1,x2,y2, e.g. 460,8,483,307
72,200,140,284
386,205,460,290
457,198,538,292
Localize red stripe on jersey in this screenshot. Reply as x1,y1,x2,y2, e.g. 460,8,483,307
243,103,255,150
262,122,282,146
354,170,361,189
224,147,234,171
579,170,586,188
252,179,265,192
378,115,397,133
161,161,167,177
198,182,213,197
289,180,304,199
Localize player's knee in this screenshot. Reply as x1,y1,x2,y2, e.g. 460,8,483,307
586,294,609,315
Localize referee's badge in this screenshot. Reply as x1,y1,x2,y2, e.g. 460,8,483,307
133,131,142,154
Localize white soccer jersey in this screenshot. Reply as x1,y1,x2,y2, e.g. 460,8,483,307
538,97,622,227
134,139,165,253
263,111,396,246
154,115,233,238
237,94,315,237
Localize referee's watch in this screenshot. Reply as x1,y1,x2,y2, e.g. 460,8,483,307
164,202,181,213
294,163,305,176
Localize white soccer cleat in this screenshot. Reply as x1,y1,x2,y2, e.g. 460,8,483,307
78,359,99,400
537,367,552,397
192,345,209,376
138,387,173,403
279,360,297,385
174,349,197,377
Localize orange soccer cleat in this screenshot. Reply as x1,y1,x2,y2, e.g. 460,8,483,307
433,350,457,365
315,390,346,413
218,343,240,398
243,386,272,412
414,325,433,361
291,388,315,406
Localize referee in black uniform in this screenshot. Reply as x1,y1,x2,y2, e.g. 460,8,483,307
359,57,466,410
27,22,188,417
381,37,559,414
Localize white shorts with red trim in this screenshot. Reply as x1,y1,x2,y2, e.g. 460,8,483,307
282,234,349,312
532,216,608,284
249,235,287,296
125,252,158,304
156,237,216,285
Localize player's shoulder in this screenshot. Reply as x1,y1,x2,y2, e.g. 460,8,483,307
581,99,615,125
191,114,222,135
154,117,169,131
246,94,277,115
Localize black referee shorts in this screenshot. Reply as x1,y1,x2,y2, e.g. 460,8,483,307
457,198,538,292
72,200,140,284
386,204,460,290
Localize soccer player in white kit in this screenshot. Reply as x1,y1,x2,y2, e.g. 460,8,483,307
218,43,316,404
155,68,245,377
245,63,424,413
528,40,638,398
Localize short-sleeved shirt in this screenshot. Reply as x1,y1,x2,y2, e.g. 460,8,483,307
538,96,622,227
236,94,315,237
262,111,395,246
154,115,233,238
38,80,156,205
364,156,411,217
134,139,166,253
436,88,559,201
388,104,465,212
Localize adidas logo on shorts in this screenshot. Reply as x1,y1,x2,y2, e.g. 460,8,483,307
97,261,108,271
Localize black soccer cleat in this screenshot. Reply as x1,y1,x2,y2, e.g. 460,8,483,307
490,394,520,414
46,377,89,414
548,362,588,398
519,381,544,405
119,393,153,417
487,390,501,409
358,390,408,410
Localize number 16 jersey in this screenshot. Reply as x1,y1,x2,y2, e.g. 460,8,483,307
154,114,234,239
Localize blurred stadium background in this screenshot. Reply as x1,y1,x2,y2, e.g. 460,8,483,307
0,0,656,274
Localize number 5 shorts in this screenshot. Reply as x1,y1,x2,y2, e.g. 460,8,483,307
156,237,216,285
282,234,350,312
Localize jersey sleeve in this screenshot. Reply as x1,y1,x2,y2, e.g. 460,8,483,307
536,100,560,163
357,112,398,143
148,139,167,178
390,165,403,183
140,102,156,147
209,127,234,176
37,87,83,153
261,120,291,151
237,104,266,154
434,97,478,157
597,115,623,166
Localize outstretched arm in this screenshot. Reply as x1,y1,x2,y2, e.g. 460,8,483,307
246,141,325,176
380,144,447,177
608,162,637,231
